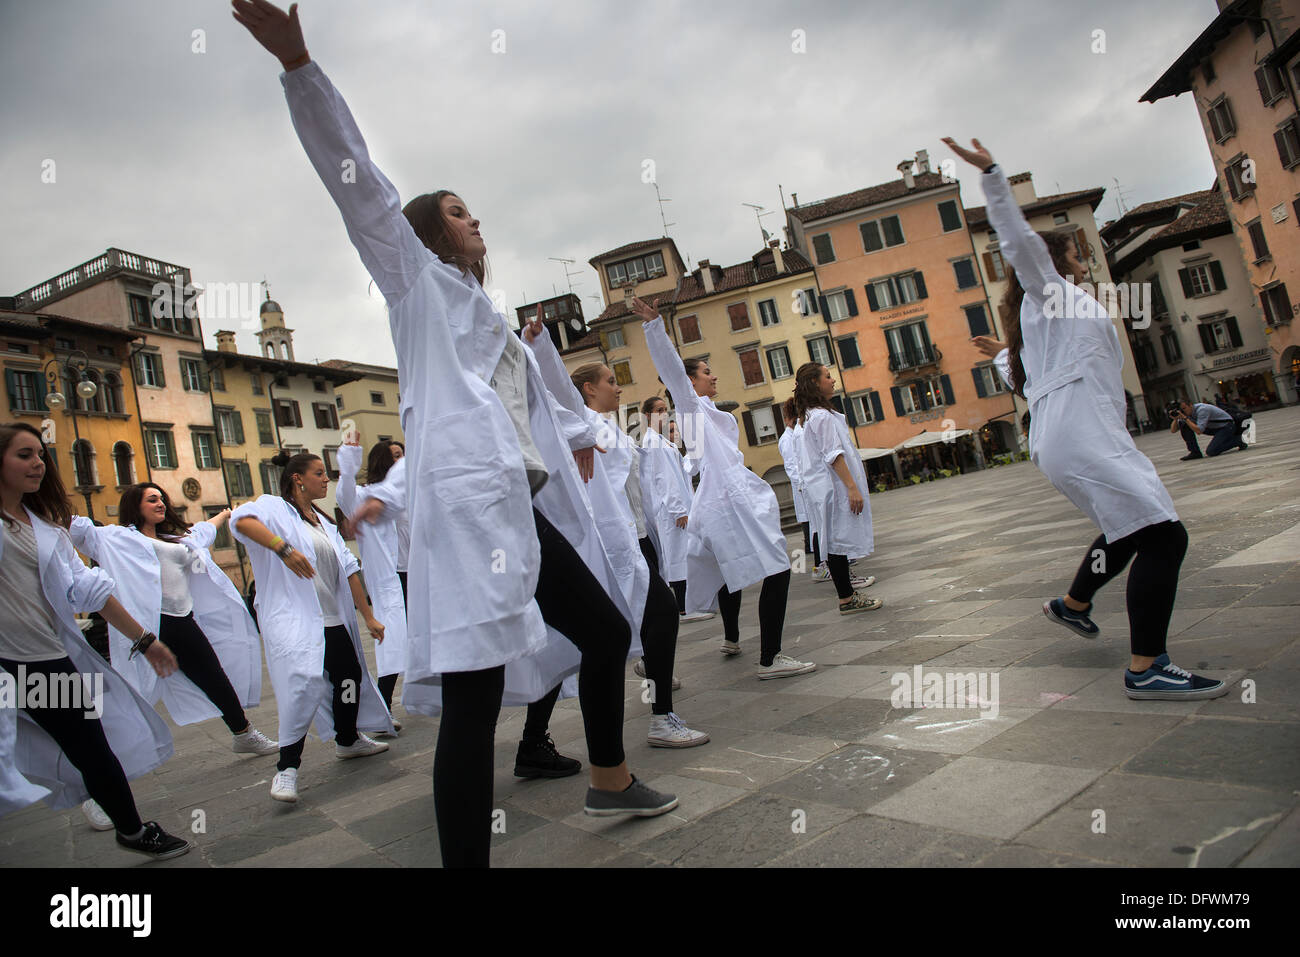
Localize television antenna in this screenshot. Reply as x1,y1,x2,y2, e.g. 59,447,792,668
742,203,774,245
654,182,675,236
548,257,583,296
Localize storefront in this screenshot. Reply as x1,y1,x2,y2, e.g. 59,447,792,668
1197,347,1281,411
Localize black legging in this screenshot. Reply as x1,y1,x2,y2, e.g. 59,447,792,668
0,656,143,834
801,522,812,561
158,613,247,734
277,624,361,771
436,665,504,869
811,531,822,566
717,570,792,666
826,554,855,601
638,536,680,715
670,580,687,614
1066,520,1189,658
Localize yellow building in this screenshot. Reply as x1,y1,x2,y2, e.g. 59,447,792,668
320,359,404,452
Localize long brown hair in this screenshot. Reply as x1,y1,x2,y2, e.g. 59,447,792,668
272,450,333,524
792,363,832,423
999,231,1076,398
365,440,404,485
402,190,489,286
119,482,190,539
0,422,72,528
570,363,608,407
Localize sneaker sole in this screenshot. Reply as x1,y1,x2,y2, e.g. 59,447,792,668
513,764,582,779
232,744,280,756
1125,684,1229,701
1042,601,1099,638
720,646,741,656
583,796,679,817
840,600,884,615
270,790,299,803
121,841,193,861
757,664,817,680
647,733,710,749
335,745,389,760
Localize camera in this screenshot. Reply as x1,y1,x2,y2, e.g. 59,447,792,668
1165,401,1184,418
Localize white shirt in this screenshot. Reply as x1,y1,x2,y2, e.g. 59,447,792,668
0,516,63,661
152,537,194,617
305,520,344,627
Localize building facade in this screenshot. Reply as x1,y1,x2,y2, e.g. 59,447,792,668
321,358,405,452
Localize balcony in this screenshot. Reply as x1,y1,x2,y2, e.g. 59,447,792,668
889,344,942,374
13,248,189,311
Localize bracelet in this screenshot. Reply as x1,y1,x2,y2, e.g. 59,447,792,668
128,631,157,660
281,51,311,71
276,541,295,559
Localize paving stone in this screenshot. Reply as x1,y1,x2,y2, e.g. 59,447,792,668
769,815,1001,867
1121,717,1300,793
765,744,953,811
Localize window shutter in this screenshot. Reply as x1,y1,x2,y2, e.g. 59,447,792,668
1197,324,1215,353
1074,228,1091,260
917,385,931,411
774,412,785,438
818,295,829,317
766,351,779,380
1255,67,1269,101
164,431,177,469
1276,128,1293,166
844,289,858,316
971,367,988,398
1227,316,1242,348
913,271,927,300
940,375,955,406
870,392,884,422
739,349,764,386
679,314,700,342
233,412,245,445
1178,268,1194,297
192,432,203,466
4,370,17,411
890,386,905,416
1208,261,1226,291
1223,98,1236,134
805,288,818,314
966,305,990,337
741,410,758,446
865,283,880,312
198,364,210,391
844,398,857,427
982,251,996,280
728,303,751,331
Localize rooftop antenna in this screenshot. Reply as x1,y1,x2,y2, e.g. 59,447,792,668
547,256,582,295
1112,177,1133,217
743,203,774,246
653,182,675,236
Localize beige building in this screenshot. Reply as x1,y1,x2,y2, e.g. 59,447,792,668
321,358,404,451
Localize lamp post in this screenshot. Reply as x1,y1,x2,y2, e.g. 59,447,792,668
43,350,98,520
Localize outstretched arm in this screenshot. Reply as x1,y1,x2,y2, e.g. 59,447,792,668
636,298,699,419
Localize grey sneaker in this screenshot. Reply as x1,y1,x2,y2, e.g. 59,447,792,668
232,727,279,756
720,640,741,657
633,657,682,690
839,592,884,615
584,776,679,817
756,654,817,680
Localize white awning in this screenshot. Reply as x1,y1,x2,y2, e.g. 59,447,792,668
895,429,973,450
857,447,897,461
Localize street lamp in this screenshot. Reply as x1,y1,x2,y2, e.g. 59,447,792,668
43,350,98,520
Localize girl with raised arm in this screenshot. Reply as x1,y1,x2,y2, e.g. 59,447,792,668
945,137,1225,702
232,0,675,866
232,451,393,803
0,423,190,859
69,484,275,758
792,365,883,615
635,297,814,680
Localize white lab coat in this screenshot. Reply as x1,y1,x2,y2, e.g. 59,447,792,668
639,427,694,582
1,510,173,816
982,165,1177,541
231,495,392,744
337,445,408,680
643,316,790,611
68,516,262,727
800,408,874,558
777,427,809,524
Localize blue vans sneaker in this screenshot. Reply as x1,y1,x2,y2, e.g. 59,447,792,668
1124,655,1228,701
1043,597,1099,638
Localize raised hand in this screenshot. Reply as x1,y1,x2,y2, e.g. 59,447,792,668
970,335,1006,358
145,640,178,678
631,296,661,323
522,306,545,344
231,0,309,68
941,137,994,172
207,508,232,529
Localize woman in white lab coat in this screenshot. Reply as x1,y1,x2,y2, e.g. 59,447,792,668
68,483,274,754
232,451,394,803
792,366,883,615
233,0,676,866
337,437,408,723
777,401,817,572
0,423,190,859
635,297,814,680
946,137,1225,701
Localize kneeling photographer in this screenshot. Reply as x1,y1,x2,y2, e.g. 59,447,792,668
1169,399,1249,460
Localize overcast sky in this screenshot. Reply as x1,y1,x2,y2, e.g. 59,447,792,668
1,0,1219,367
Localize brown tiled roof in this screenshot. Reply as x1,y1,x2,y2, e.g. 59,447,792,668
561,329,602,354
1152,191,1228,240
1140,0,1257,102
589,238,673,265
206,350,363,384
964,185,1106,231
1107,190,1232,276
1100,189,1215,243
0,310,141,341
788,171,953,223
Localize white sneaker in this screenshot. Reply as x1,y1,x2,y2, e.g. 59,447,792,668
756,654,817,680
647,712,710,748
232,727,279,756
720,640,741,657
335,733,389,760
270,768,299,803
850,575,876,589
679,610,715,622
812,566,832,583
82,799,114,831
633,658,682,690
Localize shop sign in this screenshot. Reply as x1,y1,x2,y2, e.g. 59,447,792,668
1206,347,1270,371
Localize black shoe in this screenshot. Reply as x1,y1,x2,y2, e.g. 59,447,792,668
1180,452,1203,461
116,822,192,860
514,734,582,779
1237,442,1249,451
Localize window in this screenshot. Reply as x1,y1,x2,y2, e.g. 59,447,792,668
203,506,233,548
612,360,633,386
1150,276,1169,319
799,288,819,316
765,346,792,379
836,335,862,369
71,440,96,487
103,373,124,414
223,460,254,497
1275,117,1300,169
216,409,245,445
606,327,626,349
145,428,178,469
894,383,921,415
727,303,751,331
984,248,1006,281
55,336,75,351
260,460,283,495
209,366,226,392
860,215,905,253
7,342,29,354
1197,316,1242,355
970,364,1007,398
180,357,207,392
313,402,339,431
1207,96,1236,142
823,289,857,321
369,391,385,405
811,233,836,264
543,303,557,320
741,405,779,446
758,299,780,327
136,352,165,388
313,380,327,393
952,258,978,290
192,431,219,470
321,446,340,480
894,273,922,304
1224,155,1255,201
128,294,152,329
807,336,834,367
1256,64,1287,105
112,441,135,487
868,278,896,310
1161,329,1182,364
4,369,44,412
69,370,104,413
1052,212,1069,226
255,410,274,445
606,250,666,287
737,348,765,386
274,398,302,428
678,314,702,343
1260,283,1292,327
250,373,263,395
335,395,343,409
847,392,883,425
964,303,991,337
885,321,937,372
1247,219,1271,261
938,201,962,232
1178,261,1225,298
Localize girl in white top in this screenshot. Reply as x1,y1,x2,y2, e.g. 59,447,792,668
69,483,275,755
792,365,884,615
0,423,190,859
232,451,393,803
777,402,815,570
635,296,815,680
946,137,1225,702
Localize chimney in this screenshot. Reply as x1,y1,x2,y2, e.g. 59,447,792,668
915,149,930,175
790,192,799,207
698,259,715,293
215,330,237,353
768,239,785,274
898,160,915,190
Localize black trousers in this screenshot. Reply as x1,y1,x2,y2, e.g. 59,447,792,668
670,580,687,614
277,624,361,770
0,656,143,834
637,536,680,716
717,570,792,666
158,613,247,734
826,554,855,600
1066,520,1189,658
